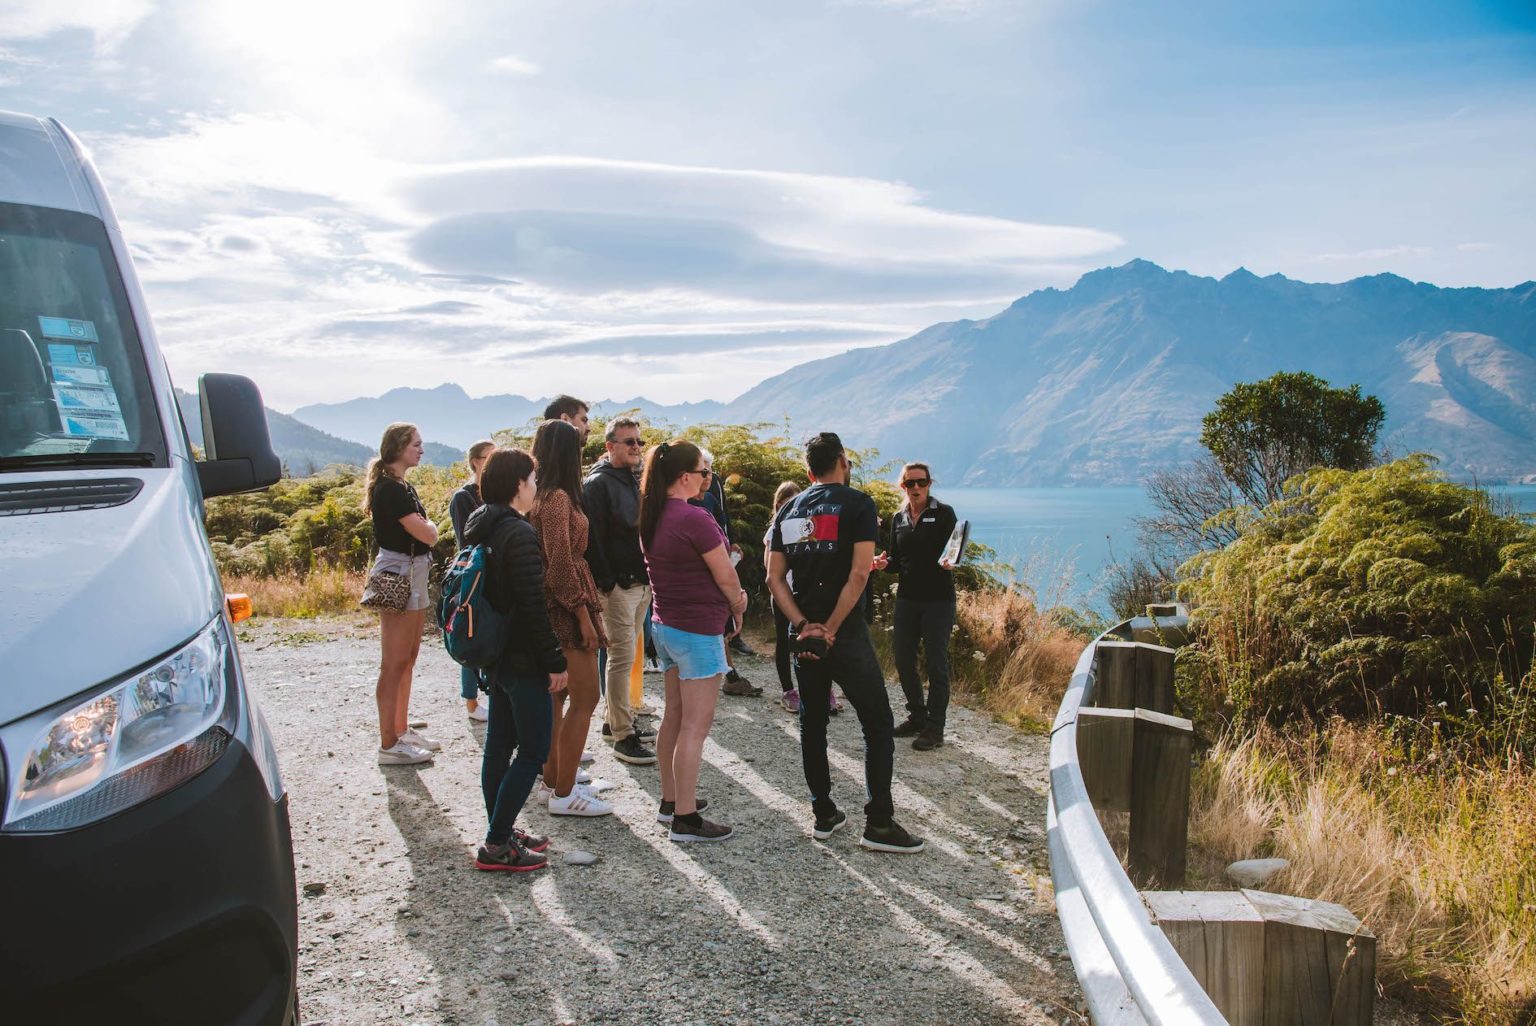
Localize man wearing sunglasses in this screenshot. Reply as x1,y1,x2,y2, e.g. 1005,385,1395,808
880,462,959,751
582,416,657,765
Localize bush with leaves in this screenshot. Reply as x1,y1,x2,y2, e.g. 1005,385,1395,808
1176,456,1536,744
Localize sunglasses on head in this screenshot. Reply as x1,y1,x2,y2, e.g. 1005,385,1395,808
901,478,930,489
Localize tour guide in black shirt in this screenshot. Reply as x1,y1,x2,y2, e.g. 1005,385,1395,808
883,462,958,751
768,432,925,854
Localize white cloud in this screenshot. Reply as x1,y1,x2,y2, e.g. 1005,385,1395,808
487,54,540,76
0,0,154,52
840,0,989,18
1313,244,1433,263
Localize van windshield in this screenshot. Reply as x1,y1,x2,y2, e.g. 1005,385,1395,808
0,202,167,470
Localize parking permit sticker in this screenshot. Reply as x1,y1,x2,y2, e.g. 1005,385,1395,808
59,410,129,440
48,343,97,367
50,364,110,385
38,316,100,343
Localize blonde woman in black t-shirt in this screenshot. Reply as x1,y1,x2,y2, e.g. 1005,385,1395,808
365,422,440,765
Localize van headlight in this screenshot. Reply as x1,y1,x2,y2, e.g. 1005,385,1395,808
2,617,237,832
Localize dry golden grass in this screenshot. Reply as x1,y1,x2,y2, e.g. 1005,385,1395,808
949,586,1086,730
222,567,368,619
1191,723,1536,1025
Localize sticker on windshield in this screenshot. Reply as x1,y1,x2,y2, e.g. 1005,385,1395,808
48,344,97,367
50,364,110,386
59,410,129,441
37,316,100,343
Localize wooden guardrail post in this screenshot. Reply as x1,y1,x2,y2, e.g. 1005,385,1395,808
1145,889,1376,1026
1143,891,1265,1025
1075,706,1133,812
1129,708,1191,886
1094,641,1177,714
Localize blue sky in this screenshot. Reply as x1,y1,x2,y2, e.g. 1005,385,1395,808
1,0,1532,410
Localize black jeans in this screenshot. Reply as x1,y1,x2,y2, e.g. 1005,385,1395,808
482,664,553,846
770,598,793,692
892,597,956,732
792,617,895,825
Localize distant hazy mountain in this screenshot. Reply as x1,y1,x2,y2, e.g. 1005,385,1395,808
292,385,728,450
720,260,1536,485
174,390,460,474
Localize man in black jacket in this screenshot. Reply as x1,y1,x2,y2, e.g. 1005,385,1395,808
582,417,657,765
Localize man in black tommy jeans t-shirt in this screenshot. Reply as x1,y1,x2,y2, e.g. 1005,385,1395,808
768,432,925,854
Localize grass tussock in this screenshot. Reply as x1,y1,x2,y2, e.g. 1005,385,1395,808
1191,721,1536,1025
869,581,1090,732
222,567,368,619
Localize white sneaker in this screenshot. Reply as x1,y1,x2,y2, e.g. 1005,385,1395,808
580,777,616,794
408,717,428,729
579,749,595,765
378,741,433,765
548,789,613,817
468,704,488,723
535,778,555,802
575,768,592,784
401,728,442,752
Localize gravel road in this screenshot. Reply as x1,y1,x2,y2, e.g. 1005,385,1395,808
240,615,1082,1026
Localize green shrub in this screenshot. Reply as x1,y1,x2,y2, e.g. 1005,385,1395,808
1177,456,1536,745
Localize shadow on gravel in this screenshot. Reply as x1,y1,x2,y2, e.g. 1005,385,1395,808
375,658,1070,1026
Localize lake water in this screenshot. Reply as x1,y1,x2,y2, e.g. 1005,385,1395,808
945,484,1536,612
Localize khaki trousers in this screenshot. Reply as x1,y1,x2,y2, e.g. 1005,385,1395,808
601,583,651,740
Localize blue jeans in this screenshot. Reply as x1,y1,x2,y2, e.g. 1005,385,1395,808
460,664,482,701
792,617,895,824
482,665,553,846
893,597,956,732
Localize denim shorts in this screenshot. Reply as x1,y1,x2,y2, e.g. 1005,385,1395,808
372,549,432,612
652,622,728,681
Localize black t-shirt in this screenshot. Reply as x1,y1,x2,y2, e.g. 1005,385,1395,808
371,477,429,556
770,482,879,623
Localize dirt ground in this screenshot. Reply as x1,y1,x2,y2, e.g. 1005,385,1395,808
238,615,1082,1026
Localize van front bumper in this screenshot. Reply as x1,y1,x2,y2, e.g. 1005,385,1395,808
0,738,298,1026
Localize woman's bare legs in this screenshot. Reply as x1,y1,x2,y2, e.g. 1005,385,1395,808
550,648,600,797
669,673,721,816
376,608,426,748
656,670,682,802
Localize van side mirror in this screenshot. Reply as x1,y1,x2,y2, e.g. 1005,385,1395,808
195,373,282,497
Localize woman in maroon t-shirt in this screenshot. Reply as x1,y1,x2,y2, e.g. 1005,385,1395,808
639,440,747,843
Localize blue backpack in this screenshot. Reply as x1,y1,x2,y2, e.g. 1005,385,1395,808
438,541,508,669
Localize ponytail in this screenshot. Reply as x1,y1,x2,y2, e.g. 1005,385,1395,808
638,438,702,548
362,422,419,511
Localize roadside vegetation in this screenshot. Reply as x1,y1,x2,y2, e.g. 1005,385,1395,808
1106,372,1536,1025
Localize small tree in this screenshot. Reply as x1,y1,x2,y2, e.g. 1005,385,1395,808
1200,370,1384,506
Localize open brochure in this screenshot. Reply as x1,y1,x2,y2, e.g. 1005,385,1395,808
940,519,970,566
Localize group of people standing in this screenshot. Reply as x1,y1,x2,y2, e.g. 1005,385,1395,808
361,396,960,872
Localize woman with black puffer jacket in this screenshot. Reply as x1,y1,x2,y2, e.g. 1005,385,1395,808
461,448,569,872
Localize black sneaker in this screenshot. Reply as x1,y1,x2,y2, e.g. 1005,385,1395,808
474,842,549,872
912,729,944,751
860,820,925,854
892,715,924,738
812,808,847,840
656,797,710,824
613,734,658,765
668,814,734,843
729,635,758,656
602,722,656,744
514,827,549,853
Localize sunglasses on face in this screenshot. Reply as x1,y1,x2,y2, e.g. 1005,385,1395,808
692,467,712,477
901,478,930,489
612,437,643,447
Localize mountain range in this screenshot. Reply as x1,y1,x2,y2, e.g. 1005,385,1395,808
174,390,460,475
275,261,1536,485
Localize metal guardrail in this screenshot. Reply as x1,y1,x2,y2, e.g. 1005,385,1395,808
1047,621,1228,1025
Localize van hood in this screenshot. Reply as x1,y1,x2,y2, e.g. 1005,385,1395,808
0,468,222,725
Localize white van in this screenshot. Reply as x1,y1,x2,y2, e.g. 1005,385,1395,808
0,112,297,1024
